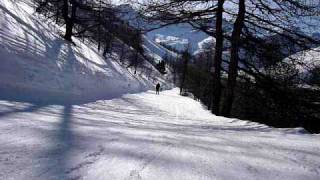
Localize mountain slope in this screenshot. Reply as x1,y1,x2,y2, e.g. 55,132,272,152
0,88,319,180
116,4,214,56
146,23,210,53
285,46,320,74
0,0,171,103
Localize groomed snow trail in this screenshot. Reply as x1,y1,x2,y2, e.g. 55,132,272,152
0,88,319,180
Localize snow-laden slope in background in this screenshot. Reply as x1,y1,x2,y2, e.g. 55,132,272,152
146,23,210,53
0,0,171,103
115,4,179,61
285,46,320,74
142,35,178,63
116,4,212,56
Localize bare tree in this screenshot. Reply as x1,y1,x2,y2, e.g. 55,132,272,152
180,47,191,95
221,0,245,116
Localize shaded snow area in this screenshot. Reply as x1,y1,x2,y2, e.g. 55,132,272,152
0,0,171,104
0,88,320,180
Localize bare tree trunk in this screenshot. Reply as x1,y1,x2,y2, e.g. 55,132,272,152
134,52,138,74
97,0,102,51
103,34,112,57
55,6,60,23
173,63,177,84
180,51,189,95
63,0,76,42
211,0,225,115
221,0,246,116
119,44,125,64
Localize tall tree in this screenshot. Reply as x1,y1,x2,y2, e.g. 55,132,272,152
211,0,225,115
221,0,245,116
180,48,191,95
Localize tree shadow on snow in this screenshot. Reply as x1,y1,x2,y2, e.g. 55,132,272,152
32,104,76,179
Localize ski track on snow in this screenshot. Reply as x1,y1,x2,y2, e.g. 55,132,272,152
0,89,320,180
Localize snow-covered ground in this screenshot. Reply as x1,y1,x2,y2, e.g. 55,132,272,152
0,88,319,180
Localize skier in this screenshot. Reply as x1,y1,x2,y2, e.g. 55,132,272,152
156,83,160,95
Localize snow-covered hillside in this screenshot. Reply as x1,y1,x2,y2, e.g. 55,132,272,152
142,35,178,63
1,88,319,180
285,46,320,74
0,0,171,104
146,23,210,53
116,4,216,56
115,4,179,61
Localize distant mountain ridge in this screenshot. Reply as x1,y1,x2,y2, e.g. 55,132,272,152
116,4,320,62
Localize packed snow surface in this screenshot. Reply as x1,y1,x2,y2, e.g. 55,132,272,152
0,88,319,180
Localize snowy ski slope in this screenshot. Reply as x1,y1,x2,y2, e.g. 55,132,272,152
0,88,319,180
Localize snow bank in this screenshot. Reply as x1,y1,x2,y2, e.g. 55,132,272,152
0,0,171,104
